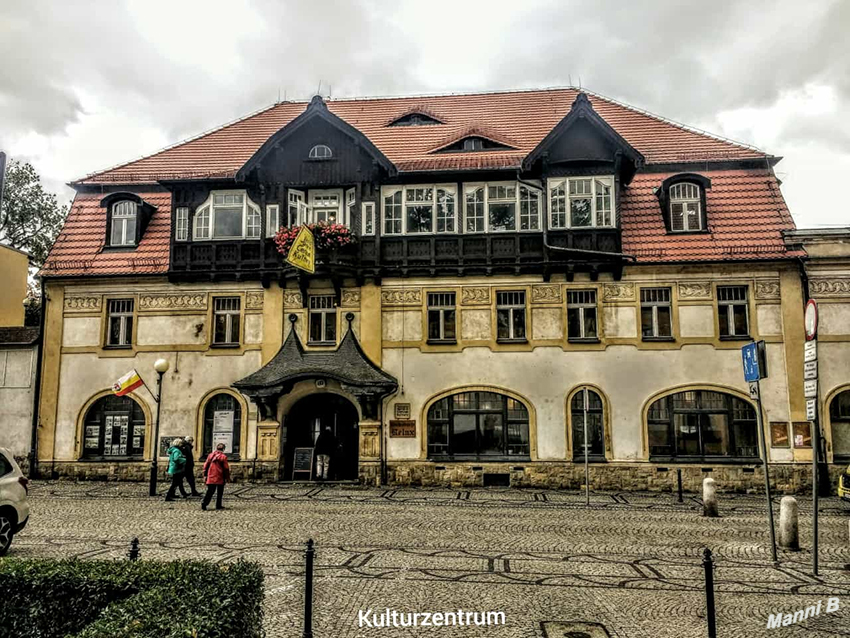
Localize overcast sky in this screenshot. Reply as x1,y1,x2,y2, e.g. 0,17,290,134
1,0,847,228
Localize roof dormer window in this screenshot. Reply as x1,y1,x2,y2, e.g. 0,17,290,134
308,144,333,160
110,201,138,246
669,183,702,232
389,112,443,126
438,136,513,153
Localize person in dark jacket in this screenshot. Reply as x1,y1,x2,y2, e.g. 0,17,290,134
201,443,231,511
180,436,201,496
164,438,188,501
314,426,337,481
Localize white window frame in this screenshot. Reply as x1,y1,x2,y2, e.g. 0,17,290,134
640,287,673,339
308,189,343,225
308,294,337,344
308,144,333,159
547,176,615,229
717,285,749,337
380,185,457,235
496,290,527,341
427,292,457,342
175,207,189,241
463,181,542,233
345,188,356,227
106,298,135,347
212,297,241,345
669,182,702,232
361,201,376,236
110,201,138,246
567,289,598,340
193,190,262,240
265,204,280,238
287,189,306,227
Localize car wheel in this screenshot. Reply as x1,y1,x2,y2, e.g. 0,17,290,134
0,514,13,556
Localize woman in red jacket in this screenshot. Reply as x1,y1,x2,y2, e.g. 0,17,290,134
201,443,231,511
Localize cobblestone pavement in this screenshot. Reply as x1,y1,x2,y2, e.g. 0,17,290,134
11,481,850,637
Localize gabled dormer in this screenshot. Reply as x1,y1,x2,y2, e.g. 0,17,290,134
100,192,157,249
429,125,520,154
656,173,711,233
387,106,445,127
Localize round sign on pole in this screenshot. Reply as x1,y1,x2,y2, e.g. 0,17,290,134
805,299,818,341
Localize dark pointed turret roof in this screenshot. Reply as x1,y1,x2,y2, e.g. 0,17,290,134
233,318,397,396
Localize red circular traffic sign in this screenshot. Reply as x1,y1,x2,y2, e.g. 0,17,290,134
805,299,818,341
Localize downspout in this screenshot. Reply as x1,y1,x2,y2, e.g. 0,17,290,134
28,277,47,479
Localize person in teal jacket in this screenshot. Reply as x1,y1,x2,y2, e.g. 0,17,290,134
164,438,188,501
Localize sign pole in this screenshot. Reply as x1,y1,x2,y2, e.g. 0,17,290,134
755,379,777,563
804,299,820,577
583,389,590,507
812,407,819,576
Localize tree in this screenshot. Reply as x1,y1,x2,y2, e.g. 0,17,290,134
0,159,68,267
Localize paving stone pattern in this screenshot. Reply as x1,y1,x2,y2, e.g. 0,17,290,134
12,482,850,637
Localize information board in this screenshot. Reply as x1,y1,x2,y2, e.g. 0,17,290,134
292,447,314,479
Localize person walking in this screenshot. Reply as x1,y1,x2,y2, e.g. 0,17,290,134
314,426,337,481
164,438,188,501
202,443,231,511
180,436,201,496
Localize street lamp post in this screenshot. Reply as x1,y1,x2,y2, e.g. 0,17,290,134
149,358,170,497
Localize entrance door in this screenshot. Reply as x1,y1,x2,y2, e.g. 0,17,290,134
282,394,359,480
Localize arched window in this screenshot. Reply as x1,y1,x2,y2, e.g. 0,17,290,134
110,200,138,246
82,394,146,459
308,144,333,159
647,390,758,460
571,388,604,460
829,389,850,461
202,393,242,459
427,391,530,459
669,183,702,231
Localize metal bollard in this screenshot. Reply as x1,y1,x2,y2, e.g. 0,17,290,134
127,537,140,561
703,477,719,517
779,496,800,551
303,539,315,638
703,548,717,638
677,468,683,503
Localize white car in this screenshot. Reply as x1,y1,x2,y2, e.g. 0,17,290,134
0,448,30,555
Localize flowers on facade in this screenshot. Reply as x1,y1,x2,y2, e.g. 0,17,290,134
273,222,356,258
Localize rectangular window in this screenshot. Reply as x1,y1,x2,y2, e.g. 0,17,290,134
308,295,337,344
383,186,456,234
406,187,434,234
194,205,210,239
288,190,305,227
465,186,485,233
549,177,615,228
465,183,540,232
427,292,457,342
383,189,403,235
345,188,356,227
266,204,280,238
110,201,137,246
488,184,516,231
718,285,749,338
362,202,375,235
519,185,541,230
213,297,241,345
496,291,527,341
106,299,134,347
567,289,598,341
640,287,673,339
309,190,342,224
436,188,455,233
213,193,244,237
175,207,189,241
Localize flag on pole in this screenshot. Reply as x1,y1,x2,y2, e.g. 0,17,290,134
285,225,315,273
113,370,143,396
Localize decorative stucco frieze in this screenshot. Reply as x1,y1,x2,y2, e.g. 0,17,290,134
677,282,712,300
754,280,781,300
461,287,490,305
64,295,102,312
381,289,422,306
138,293,207,311
602,283,635,302
283,291,303,307
341,289,361,307
531,284,562,304
245,292,264,310
808,277,850,298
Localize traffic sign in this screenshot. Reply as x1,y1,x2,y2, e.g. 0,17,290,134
806,399,817,420
805,300,818,341
742,342,760,382
749,382,759,400
804,379,818,398
804,340,817,363
804,360,818,380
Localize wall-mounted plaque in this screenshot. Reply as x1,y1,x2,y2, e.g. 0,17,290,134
394,403,411,419
389,420,416,438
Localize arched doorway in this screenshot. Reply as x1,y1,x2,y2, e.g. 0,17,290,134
282,394,359,480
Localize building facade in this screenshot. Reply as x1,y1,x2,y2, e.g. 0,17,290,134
34,89,846,491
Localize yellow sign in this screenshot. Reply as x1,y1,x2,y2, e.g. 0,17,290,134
286,225,315,273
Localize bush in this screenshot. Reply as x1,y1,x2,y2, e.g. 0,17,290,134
0,558,264,638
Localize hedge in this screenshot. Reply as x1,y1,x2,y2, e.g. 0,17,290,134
0,558,264,638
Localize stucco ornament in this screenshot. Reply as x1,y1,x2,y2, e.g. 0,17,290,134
531,284,562,303
677,282,712,300
808,277,850,298
138,293,207,311
602,283,635,302
755,280,782,300
283,291,303,307
381,289,422,306
245,292,264,310
341,289,361,307
461,287,490,305
64,295,102,311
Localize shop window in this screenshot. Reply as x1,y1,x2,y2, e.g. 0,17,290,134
427,391,530,459
81,394,146,459
830,389,850,461
647,390,758,460
202,393,242,459
571,388,605,460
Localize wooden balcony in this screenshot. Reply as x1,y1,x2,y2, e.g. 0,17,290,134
169,229,624,282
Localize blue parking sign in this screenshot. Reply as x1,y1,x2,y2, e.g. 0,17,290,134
742,342,760,382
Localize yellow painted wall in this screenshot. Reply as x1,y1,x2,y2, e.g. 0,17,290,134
0,245,29,326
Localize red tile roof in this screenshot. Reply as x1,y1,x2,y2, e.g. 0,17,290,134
73,88,766,185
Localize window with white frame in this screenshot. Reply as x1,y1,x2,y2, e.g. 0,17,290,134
464,182,541,233
106,299,134,347
309,295,337,344
175,207,189,241
567,289,598,341
427,292,456,342
266,204,280,238
309,190,342,224
381,186,456,235
362,202,375,235
308,144,333,159
288,190,305,227
193,192,262,240
496,291,527,341
669,182,702,231
717,285,749,338
213,297,241,345
110,201,137,246
640,287,673,339
346,188,356,227
548,177,614,228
